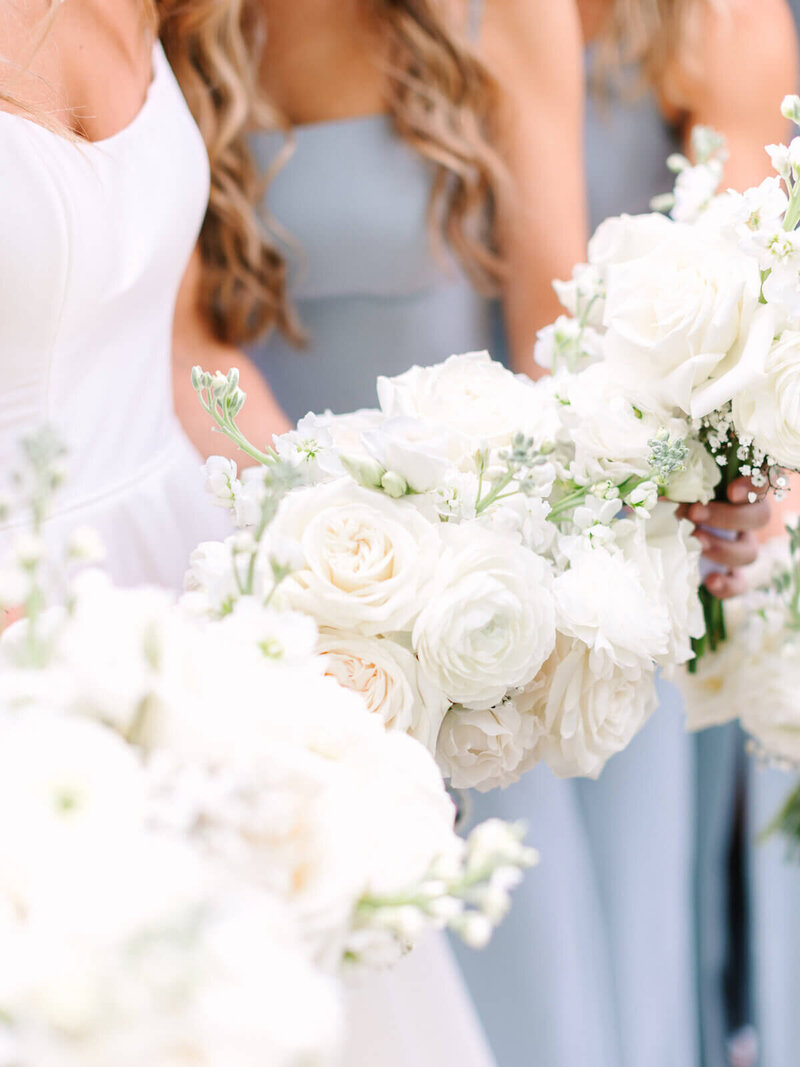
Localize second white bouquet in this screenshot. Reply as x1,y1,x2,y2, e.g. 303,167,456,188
190,350,702,791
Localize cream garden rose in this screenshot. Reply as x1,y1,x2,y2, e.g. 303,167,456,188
316,629,448,752
413,525,556,710
269,479,438,635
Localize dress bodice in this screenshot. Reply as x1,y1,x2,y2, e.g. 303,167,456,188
584,49,680,230
247,2,496,423
0,42,209,517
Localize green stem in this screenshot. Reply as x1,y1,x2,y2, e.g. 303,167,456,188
758,780,800,849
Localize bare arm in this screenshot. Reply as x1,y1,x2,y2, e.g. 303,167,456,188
482,0,588,377
172,250,291,463
664,0,798,189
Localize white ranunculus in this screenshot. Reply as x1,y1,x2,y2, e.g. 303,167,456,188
613,505,704,669
412,524,556,709
732,330,800,468
596,218,770,418
664,437,722,504
269,479,438,635
554,540,670,672
436,696,544,791
315,629,448,751
377,351,556,451
361,415,452,493
523,634,659,778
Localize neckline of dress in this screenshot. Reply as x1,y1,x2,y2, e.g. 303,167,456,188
0,41,164,149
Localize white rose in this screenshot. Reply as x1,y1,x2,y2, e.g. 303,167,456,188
436,696,544,792
597,218,771,418
613,505,704,669
377,351,553,451
412,524,556,709
269,478,438,635
588,211,673,272
525,634,659,778
360,416,452,493
316,629,448,751
732,330,800,469
664,437,722,504
554,541,671,672
560,363,685,486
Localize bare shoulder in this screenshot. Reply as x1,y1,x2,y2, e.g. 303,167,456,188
662,0,798,121
480,0,583,87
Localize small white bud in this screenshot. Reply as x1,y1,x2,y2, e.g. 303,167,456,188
380,470,409,498
782,95,800,125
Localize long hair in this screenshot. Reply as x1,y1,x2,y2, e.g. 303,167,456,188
194,0,509,346
2,1,507,348
593,0,714,90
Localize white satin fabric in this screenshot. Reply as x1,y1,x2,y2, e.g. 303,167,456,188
0,44,494,1067
0,43,227,588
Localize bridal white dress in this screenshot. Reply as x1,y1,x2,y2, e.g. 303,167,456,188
0,42,227,587
0,41,495,1067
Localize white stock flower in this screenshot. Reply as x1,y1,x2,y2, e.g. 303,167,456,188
361,416,452,492
732,330,800,469
525,634,659,778
664,437,722,504
593,215,771,418
554,541,671,672
412,524,556,709
377,351,553,451
436,696,544,792
270,479,438,635
273,413,345,482
671,161,723,223
316,629,448,751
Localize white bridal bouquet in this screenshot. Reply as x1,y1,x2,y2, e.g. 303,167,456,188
0,432,535,1066
191,343,703,792
537,97,800,659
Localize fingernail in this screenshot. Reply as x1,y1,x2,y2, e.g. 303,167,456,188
729,484,748,503
691,505,711,521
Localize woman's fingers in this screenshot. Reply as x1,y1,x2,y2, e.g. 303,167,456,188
693,529,759,568
687,497,771,532
703,569,748,600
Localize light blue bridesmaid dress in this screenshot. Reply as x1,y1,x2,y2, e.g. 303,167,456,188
246,13,773,1066
454,57,703,1067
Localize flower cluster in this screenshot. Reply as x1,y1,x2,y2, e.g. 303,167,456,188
0,433,535,1066
191,354,703,791
680,517,800,766
536,99,800,658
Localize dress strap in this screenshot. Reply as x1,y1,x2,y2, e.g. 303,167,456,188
467,0,483,41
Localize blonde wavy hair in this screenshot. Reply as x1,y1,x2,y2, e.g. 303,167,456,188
593,0,716,89
1,1,506,348
175,0,509,347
